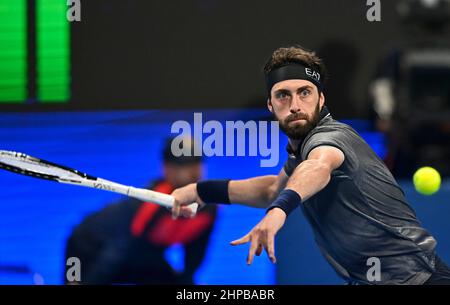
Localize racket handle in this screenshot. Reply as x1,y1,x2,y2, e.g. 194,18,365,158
127,187,199,215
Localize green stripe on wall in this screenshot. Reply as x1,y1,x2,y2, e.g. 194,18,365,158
0,0,27,103
37,0,70,102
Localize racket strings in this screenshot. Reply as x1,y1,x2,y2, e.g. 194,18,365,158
0,151,86,181
0,162,60,181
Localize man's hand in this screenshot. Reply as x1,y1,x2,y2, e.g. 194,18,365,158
230,208,287,265
171,183,205,219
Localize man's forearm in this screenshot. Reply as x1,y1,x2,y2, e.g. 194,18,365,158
171,173,284,217
227,160,331,210
228,175,279,208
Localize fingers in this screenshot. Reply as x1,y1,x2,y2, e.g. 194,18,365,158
171,184,198,219
230,233,262,264
179,207,189,218
180,206,194,218
255,244,263,256
265,232,276,263
172,199,181,219
231,217,280,265
247,236,259,265
230,234,250,246
231,231,277,265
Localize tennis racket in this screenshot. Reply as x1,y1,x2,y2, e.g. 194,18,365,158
0,150,198,215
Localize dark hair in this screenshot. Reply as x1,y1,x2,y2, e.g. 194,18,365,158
263,45,328,87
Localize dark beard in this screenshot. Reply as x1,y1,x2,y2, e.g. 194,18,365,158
276,101,321,140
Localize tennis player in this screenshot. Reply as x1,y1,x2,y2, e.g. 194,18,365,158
171,46,450,284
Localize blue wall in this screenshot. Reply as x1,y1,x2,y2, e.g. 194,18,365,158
1,109,395,284
0,109,277,284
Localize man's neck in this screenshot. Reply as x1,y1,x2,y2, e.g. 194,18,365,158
288,138,301,153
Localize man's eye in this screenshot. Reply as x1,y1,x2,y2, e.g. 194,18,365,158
276,92,289,99
300,89,311,97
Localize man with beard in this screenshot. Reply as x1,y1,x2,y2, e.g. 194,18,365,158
171,46,450,284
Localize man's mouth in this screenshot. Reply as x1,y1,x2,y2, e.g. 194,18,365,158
287,117,307,124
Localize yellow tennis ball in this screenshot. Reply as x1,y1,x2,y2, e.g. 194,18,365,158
413,167,441,195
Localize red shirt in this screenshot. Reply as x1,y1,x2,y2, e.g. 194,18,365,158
130,181,216,246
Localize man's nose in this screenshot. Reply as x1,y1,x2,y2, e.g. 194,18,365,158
289,94,302,113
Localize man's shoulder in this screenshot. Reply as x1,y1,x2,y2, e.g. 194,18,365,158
314,116,354,133
299,118,361,160
304,117,356,145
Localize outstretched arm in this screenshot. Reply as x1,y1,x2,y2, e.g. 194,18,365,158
171,169,289,218
230,145,344,265
228,170,288,208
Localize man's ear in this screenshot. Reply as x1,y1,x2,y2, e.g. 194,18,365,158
319,92,325,108
267,98,273,113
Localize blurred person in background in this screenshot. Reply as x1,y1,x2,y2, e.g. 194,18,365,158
64,137,217,284
369,0,450,177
